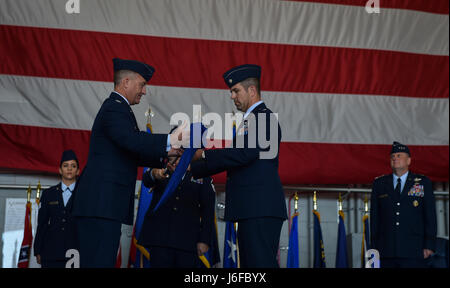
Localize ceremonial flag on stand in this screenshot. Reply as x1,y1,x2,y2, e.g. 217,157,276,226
223,221,238,268
18,195,33,268
128,123,153,268
199,213,221,268
287,212,300,268
313,210,326,268
335,210,349,268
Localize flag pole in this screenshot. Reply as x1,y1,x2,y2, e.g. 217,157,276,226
145,106,154,132
362,195,369,267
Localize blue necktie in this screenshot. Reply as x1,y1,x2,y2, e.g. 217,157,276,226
395,178,401,194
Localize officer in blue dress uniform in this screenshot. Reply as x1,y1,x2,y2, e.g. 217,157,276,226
34,150,79,268
190,64,288,268
71,58,186,268
370,142,437,268
137,150,216,268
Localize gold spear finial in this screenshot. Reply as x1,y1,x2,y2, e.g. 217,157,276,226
364,194,369,213
27,185,32,202
294,191,299,213
338,193,343,211
145,106,154,124
313,191,317,211
145,106,155,132
36,180,42,204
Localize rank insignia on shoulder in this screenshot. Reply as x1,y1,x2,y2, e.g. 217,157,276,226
115,100,122,103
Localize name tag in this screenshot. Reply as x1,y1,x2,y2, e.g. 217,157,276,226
377,194,388,199
49,201,59,205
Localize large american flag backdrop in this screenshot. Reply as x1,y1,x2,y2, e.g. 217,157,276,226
0,0,448,185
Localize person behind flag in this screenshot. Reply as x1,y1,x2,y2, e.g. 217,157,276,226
191,64,287,268
71,58,188,268
370,141,437,268
137,126,217,268
33,149,80,268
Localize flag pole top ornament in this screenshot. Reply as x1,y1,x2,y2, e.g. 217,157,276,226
27,185,31,202
338,193,343,212
36,180,42,204
294,191,299,213
364,195,369,213
313,191,318,211
145,106,154,124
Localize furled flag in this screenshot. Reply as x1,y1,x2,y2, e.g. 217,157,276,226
335,210,349,268
287,212,299,268
17,197,33,268
313,210,326,268
199,212,221,268
128,123,153,268
223,221,238,268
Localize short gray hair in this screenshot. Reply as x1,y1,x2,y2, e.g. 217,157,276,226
114,70,137,88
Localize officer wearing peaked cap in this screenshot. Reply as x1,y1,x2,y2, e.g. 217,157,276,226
34,150,79,268
71,58,187,268
370,142,437,268
191,64,287,268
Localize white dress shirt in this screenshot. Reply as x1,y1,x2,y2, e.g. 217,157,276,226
61,182,76,207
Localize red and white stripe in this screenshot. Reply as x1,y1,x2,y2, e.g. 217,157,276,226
1,0,448,184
